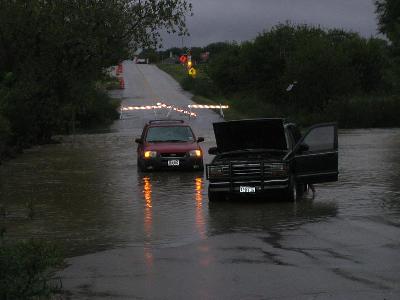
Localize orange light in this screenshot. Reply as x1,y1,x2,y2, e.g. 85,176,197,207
195,150,202,157
187,60,192,67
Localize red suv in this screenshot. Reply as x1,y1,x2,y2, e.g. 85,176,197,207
135,120,204,171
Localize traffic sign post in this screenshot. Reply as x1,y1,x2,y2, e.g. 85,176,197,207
188,67,197,78
179,55,187,64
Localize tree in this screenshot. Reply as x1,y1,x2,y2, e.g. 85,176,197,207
0,0,192,146
207,24,389,112
376,0,400,92
376,0,400,47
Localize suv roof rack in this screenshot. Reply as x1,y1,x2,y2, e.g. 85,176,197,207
148,119,185,124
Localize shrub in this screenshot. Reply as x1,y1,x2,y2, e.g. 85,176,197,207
0,240,64,299
76,89,121,129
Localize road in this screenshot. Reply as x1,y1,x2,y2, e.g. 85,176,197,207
113,61,223,135
56,62,400,299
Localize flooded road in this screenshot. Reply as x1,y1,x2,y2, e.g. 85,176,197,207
1,63,399,298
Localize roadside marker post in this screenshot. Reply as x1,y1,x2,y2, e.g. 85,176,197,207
188,104,229,117
120,102,197,119
120,102,229,119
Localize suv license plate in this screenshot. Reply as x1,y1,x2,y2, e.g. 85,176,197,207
168,159,180,166
240,186,256,193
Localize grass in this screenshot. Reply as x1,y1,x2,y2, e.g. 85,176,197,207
98,73,121,91
157,64,291,121
0,240,65,299
157,63,246,120
157,63,188,83
157,63,400,128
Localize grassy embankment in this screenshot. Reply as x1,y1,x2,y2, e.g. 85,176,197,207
158,63,244,120
0,238,65,299
158,63,400,128
0,74,121,163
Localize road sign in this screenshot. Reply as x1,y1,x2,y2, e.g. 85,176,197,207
179,55,187,64
188,67,197,78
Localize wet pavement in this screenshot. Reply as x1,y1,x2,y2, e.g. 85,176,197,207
0,62,399,299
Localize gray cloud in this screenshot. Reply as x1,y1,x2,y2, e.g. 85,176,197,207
163,0,379,48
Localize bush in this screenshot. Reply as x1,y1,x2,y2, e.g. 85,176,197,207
181,76,218,98
207,24,391,115
75,89,121,129
0,114,10,138
0,240,64,299
0,114,10,160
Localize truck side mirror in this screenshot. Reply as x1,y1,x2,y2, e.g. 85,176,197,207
135,138,143,144
208,147,218,155
197,137,204,143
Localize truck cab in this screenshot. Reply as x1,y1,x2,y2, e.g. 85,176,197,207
206,118,338,201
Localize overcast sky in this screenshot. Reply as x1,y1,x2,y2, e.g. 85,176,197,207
163,0,379,48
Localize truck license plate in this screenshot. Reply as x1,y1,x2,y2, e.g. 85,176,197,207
240,186,256,193
168,159,180,166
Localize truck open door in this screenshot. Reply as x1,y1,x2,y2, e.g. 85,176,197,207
290,123,338,184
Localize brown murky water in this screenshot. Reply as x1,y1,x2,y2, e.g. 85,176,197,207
1,120,399,257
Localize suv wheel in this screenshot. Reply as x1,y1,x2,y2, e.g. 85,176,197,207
198,162,204,171
137,158,146,172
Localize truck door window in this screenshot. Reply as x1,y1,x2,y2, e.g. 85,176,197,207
303,126,335,152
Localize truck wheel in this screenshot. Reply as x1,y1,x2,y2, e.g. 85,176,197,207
296,183,305,199
284,176,298,202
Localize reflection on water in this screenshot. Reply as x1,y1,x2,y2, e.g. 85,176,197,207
142,176,154,268
208,198,338,236
0,129,399,256
195,177,206,239
143,176,153,239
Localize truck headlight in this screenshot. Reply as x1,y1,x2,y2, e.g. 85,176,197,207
144,151,157,159
189,150,202,157
208,165,228,177
270,163,288,176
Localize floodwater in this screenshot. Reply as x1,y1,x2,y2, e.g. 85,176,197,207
1,63,399,298
1,126,399,257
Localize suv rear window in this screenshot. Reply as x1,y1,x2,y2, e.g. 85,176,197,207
145,126,194,142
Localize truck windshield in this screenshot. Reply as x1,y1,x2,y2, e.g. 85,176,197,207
146,126,194,142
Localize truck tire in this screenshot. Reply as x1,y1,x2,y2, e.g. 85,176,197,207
296,183,306,198
284,176,298,202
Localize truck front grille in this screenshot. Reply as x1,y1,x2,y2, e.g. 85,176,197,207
231,162,272,179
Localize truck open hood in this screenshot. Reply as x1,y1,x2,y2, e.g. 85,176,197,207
213,118,288,153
